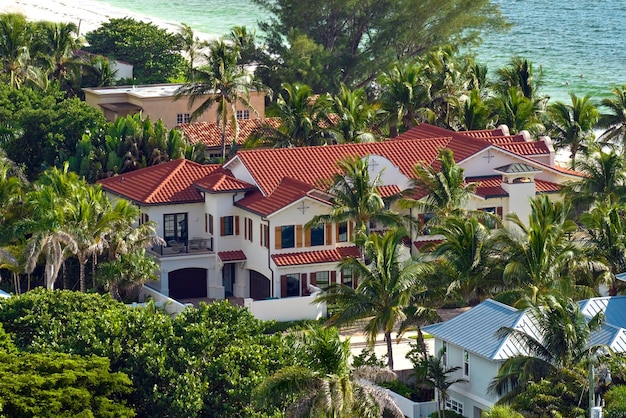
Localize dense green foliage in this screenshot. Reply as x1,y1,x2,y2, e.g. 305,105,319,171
85,18,185,84
604,385,626,418
0,290,291,417
0,352,135,417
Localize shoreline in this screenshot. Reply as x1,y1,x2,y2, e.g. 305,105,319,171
0,0,216,41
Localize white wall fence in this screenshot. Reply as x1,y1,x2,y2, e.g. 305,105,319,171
139,285,189,316
387,389,437,418
244,294,327,321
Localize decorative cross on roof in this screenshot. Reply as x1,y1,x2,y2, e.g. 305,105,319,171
297,201,310,214
368,158,380,171
483,150,495,163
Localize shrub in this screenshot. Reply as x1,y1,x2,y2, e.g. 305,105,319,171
605,385,626,418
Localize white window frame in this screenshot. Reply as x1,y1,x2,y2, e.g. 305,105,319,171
236,109,250,120
445,398,464,415
176,113,191,124
463,350,470,378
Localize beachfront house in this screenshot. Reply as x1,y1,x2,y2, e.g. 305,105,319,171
98,123,582,321
422,296,626,418
83,83,266,128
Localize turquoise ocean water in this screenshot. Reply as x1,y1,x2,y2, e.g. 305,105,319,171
97,0,625,103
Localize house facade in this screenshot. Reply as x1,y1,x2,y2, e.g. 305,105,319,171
83,83,266,128
98,124,582,319
422,297,626,418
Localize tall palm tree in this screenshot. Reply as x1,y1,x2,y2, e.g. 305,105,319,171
430,215,501,305
422,348,468,418
378,62,433,137
598,85,626,151
315,229,432,369
0,13,33,88
248,82,330,148
306,156,405,246
488,87,544,135
546,93,599,166
256,325,403,417
400,148,477,228
175,39,259,159
494,57,542,102
489,295,605,401
453,88,491,131
178,23,207,81
326,83,380,143
33,21,82,83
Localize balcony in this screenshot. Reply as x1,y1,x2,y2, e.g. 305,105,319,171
150,237,213,257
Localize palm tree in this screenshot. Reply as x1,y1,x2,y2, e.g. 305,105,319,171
32,21,81,84
454,88,491,131
378,62,433,137
494,195,603,303
255,325,403,417
597,85,626,151
326,83,380,143
175,39,259,159
421,348,468,418
315,229,432,369
494,57,542,102
306,156,405,246
545,93,599,166
0,12,33,88
489,295,605,402
178,23,207,81
248,82,330,148
430,215,501,305
400,148,477,229
488,87,544,135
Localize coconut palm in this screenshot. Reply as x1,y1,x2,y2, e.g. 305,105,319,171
494,195,604,304
315,228,432,369
400,148,477,229
256,325,403,418
248,82,330,148
489,295,605,401
178,23,207,81
545,93,599,166
421,348,468,418
598,85,626,151
32,21,82,83
453,88,491,131
430,215,501,305
326,83,380,143
494,57,543,102
488,87,544,135
0,12,33,88
306,156,405,246
175,39,259,159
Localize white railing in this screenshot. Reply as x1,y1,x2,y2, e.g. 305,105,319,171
244,293,327,321
386,389,437,418
138,285,190,316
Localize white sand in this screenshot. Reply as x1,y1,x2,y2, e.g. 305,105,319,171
0,0,204,39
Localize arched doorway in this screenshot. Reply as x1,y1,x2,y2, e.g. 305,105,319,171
249,270,270,300
168,268,207,299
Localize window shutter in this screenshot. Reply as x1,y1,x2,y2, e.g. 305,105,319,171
244,217,248,238
280,275,287,298
330,270,337,284
301,273,308,295
235,216,240,235
248,219,253,241
418,214,425,232
496,206,503,218
264,225,269,248
220,217,225,236
260,224,263,245
348,222,353,240
209,214,214,234
275,226,281,249
296,225,303,248
353,272,358,288
304,227,311,247
205,213,208,233
325,223,332,245
310,272,317,286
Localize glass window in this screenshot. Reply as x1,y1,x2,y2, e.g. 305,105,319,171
445,399,464,415
310,225,324,246
442,341,447,368
236,109,250,120
337,222,348,242
164,213,188,243
285,274,300,297
463,350,470,378
342,267,353,288
176,113,191,124
223,216,234,236
423,213,435,235
281,225,295,248
315,271,329,289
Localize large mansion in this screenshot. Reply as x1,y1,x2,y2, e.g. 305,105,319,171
98,123,582,319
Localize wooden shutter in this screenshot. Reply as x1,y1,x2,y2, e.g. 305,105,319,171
260,224,263,245
248,219,253,241
330,270,337,284
205,213,208,233
304,227,311,247
296,225,303,248
275,226,281,249
301,273,308,295
310,272,317,286
244,217,248,238
209,214,214,234
264,225,269,248
418,213,425,233
496,206,503,219
348,222,353,240
220,216,225,236
280,275,287,298
353,272,358,289
325,223,332,245
235,216,240,235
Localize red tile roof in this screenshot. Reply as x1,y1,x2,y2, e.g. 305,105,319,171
496,141,550,156
463,127,507,138
235,177,332,217
467,176,508,198
98,159,221,205
376,185,402,198
194,169,256,193
480,134,526,144
535,179,562,193
272,246,361,267
178,118,282,146
218,250,247,262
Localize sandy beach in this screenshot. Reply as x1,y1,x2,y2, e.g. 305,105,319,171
0,0,190,37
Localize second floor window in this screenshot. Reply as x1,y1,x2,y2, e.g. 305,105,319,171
236,109,250,120
221,216,239,236
310,225,324,246
337,222,348,242
164,213,188,243
281,225,295,248
463,350,470,378
176,113,191,124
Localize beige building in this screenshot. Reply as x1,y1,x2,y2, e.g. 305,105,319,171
83,83,266,128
